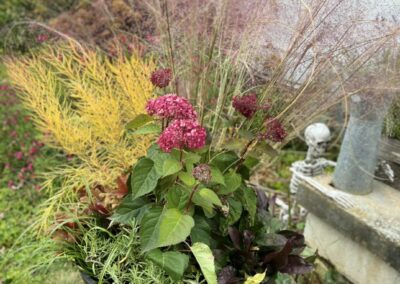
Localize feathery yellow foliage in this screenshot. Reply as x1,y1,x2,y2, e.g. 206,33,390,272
5,43,155,229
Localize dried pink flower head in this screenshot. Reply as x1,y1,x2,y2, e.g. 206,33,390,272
27,163,34,172
192,164,212,184
36,34,49,43
150,68,173,88
7,180,14,189
158,119,206,152
10,130,17,138
262,118,287,142
29,147,38,156
14,151,23,160
146,94,197,120
232,93,258,118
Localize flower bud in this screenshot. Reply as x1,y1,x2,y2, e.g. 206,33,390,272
192,164,212,184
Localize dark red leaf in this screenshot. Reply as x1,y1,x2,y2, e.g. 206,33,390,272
279,255,313,275
228,227,241,250
278,230,305,254
90,203,110,216
262,239,292,269
243,230,255,252
116,175,128,198
218,266,240,284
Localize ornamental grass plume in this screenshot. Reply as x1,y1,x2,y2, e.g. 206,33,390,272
142,0,400,148
5,43,155,230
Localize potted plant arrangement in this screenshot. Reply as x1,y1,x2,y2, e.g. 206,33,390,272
5,43,313,283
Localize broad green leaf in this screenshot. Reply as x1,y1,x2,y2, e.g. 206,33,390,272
163,158,182,177
190,242,217,284
183,152,201,165
193,188,222,214
210,151,238,172
131,158,161,200
219,171,241,194
166,185,190,211
220,197,243,232
150,150,172,175
158,209,194,248
226,197,243,225
109,196,150,224
178,171,196,186
146,249,189,281
141,208,194,252
126,114,153,130
183,152,201,173
140,207,163,251
146,143,162,158
132,123,161,135
236,186,257,224
243,155,260,169
190,215,211,246
244,271,266,284
210,166,225,185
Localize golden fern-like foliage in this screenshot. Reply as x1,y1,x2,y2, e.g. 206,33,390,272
5,43,155,229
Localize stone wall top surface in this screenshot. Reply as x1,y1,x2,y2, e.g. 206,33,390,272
297,174,400,271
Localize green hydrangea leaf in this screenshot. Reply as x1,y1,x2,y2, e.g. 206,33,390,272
219,171,241,194
131,158,161,200
190,242,218,284
140,208,194,252
146,249,189,281
126,114,153,130
109,196,150,224
163,158,182,177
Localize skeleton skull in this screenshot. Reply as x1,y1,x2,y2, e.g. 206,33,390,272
305,123,331,160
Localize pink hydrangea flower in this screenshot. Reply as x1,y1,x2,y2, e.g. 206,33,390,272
146,94,197,120
14,151,23,160
262,118,287,142
158,119,206,152
150,68,172,88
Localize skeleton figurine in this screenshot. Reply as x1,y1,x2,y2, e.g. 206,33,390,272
290,123,336,194
275,123,336,223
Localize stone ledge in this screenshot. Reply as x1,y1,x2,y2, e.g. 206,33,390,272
304,213,400,284
297,174,400,272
